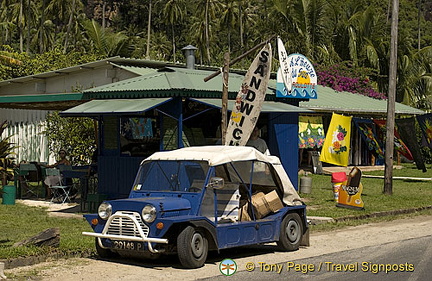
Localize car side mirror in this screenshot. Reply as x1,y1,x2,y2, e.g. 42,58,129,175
207,177,224,189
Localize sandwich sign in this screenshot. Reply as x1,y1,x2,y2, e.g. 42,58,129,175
276,45,317,99
225,43,272,146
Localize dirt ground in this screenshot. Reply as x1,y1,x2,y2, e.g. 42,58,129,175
3,213,432,281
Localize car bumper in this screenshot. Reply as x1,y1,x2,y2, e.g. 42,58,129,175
82,212,168,253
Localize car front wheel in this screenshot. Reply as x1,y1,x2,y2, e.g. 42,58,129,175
277,213,303,251
177,226,208,268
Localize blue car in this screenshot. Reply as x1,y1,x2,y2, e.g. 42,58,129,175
83,146,307,268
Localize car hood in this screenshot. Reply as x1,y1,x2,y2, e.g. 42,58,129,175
110,197,191,212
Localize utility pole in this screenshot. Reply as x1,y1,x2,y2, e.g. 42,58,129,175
384,0,399,195
221,52,230,144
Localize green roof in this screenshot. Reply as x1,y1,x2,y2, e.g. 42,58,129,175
83,67,278,99
61,98,172,116
299,86,425,116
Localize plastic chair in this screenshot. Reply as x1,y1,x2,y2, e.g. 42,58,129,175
44,168,72,203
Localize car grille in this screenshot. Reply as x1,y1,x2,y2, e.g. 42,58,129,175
106,211,149,238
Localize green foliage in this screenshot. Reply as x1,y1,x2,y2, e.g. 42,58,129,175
44,112,96,165
0,120,17,185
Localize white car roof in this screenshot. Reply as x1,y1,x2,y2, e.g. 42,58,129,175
144,146,303,206
144,145,281,166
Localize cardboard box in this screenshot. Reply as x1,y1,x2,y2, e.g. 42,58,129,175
264,190,284,212
251,192,270,219
251,191,284,219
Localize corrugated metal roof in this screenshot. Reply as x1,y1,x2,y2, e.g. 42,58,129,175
60,98,172,116
299,85,425,115
190,98,313,113
83,67,276,95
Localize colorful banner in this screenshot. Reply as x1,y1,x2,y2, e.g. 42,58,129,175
298,115,325,148
395,118,427,172
373,120,413,161
320,113,352,166
416,113,432,149
225,43,272,146
353,118,384,160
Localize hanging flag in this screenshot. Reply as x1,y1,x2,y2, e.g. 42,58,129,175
416,113,432,149
353,118,384,160
373,119,413,161
298,115,325,148
395,118,427,172
225,43,272,146
320,113,352,166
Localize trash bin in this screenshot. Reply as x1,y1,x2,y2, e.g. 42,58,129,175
331,172,347,202
2,185,16,205
300,176,312,194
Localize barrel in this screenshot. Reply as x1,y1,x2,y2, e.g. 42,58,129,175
300,176,312,194
2,185,16,205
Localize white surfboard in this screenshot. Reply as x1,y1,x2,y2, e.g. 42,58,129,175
277,37,292,93
225,43,272,146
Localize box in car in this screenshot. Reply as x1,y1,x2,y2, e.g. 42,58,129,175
251,192,270,219
265,190,284,212
251,191,284,219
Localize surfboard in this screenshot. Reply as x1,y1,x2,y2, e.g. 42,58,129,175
277,37,292,93
225,43,272,146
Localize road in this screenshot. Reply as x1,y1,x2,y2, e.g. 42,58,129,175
205,235,432,281
4,215,432,280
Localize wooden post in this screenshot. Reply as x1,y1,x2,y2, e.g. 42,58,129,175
384,0,399,195
221,52,230,144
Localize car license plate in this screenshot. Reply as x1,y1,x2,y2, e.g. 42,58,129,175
112,240,145,251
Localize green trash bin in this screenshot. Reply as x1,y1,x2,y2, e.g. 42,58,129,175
2,185,16,205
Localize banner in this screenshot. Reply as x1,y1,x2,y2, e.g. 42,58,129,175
416,113,432,149
353,118,384,160
395,118,427,172
373,119,413,161
225,43,272,146
298,115,325,148
320,113,352,166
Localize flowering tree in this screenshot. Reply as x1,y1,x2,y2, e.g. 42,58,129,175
315,62,387,100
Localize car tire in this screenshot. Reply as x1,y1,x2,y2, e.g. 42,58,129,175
177,226,208,268
277,213,303,251
95,238,118,258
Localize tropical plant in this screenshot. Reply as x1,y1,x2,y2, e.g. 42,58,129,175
43,112,96,166
0,120,16,186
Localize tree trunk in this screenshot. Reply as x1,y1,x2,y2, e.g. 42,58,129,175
146,0,152,59
63,0,76,54
19,0,24,53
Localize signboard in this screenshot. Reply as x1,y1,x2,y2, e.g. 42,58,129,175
276,53,317,99
225,43,272,146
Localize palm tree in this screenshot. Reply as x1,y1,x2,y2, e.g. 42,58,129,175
163,0,186,62
83,19,129,57
196,0,223,64
220,0,239,53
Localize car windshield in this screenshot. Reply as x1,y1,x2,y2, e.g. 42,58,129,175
133,160,209,192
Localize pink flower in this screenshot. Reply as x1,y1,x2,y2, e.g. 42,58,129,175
337,132,345,141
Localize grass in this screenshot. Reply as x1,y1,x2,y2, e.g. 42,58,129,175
0,163,431,260
0,202,94,259
302,163,432,231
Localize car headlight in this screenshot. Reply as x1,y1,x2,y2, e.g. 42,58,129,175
142,204,157,223
98,202,112,220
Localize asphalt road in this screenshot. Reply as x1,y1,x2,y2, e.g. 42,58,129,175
204,235,432,281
